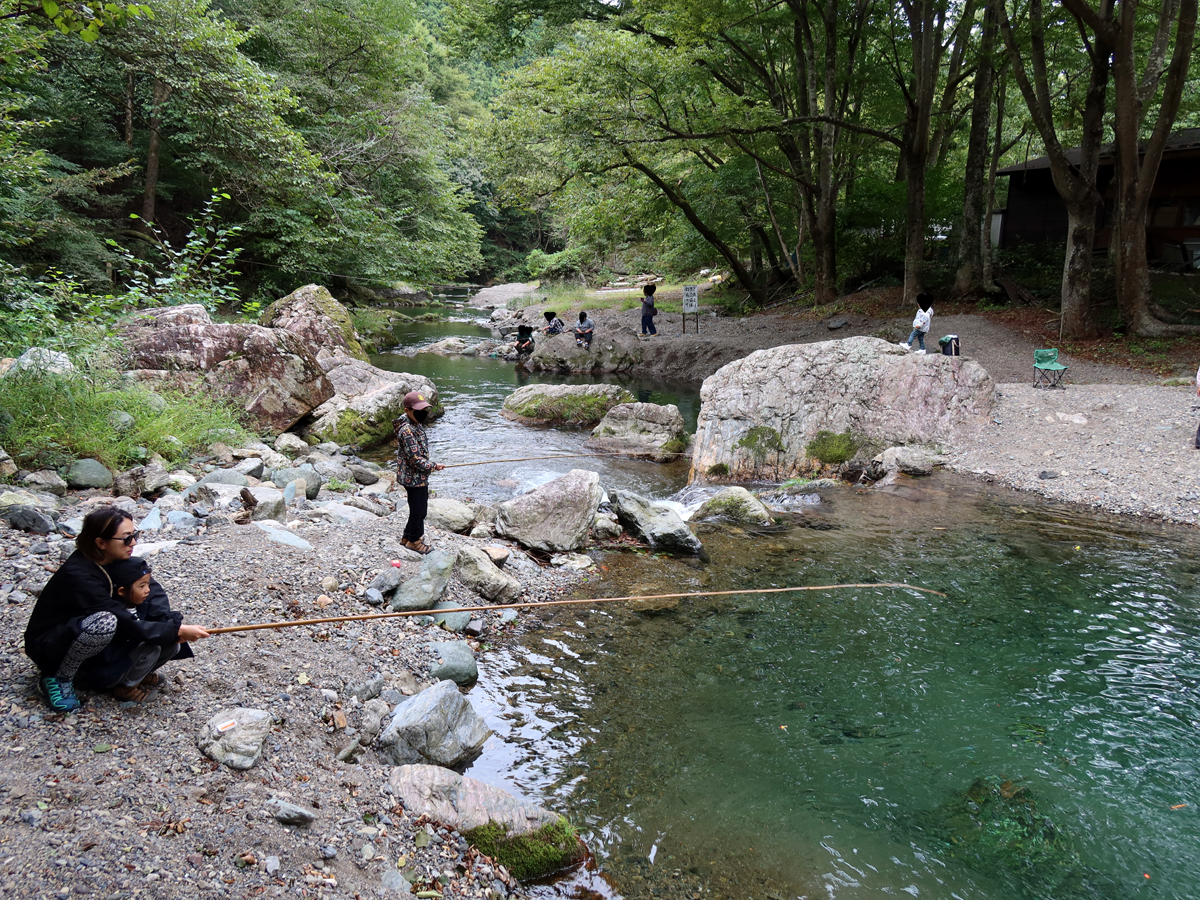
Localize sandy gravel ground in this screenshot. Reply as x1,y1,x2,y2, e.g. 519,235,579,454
945,382,1200,526
0,500,588,900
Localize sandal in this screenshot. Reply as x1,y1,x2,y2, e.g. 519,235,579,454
139,672,161,687
111,683,152,703
402,538,433,554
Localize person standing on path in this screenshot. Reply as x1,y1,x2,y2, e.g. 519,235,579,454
1195,362,1200,449
394,390,444,554
23,507,210,712
640,284,658,336
899,293,934,353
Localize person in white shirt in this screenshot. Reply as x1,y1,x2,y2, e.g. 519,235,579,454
899,293,933,353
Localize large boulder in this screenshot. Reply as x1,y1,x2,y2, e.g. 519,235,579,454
426,498,476,534
303,356,438,447
495,469,603,552
610,490,704,556
388,764,557,836
4,347,74,377
121,305,334,434
65,459,113,489
587,402,688,462
872,445,940,477
691,337,995,481
260,284,368,362
390,550,455,611
456,546,521,602
692,487,774,526
429,641,479,685
374,679,491,768
501,384,634,425
525,329,643,375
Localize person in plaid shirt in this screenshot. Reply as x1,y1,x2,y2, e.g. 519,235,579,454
393,391,444,553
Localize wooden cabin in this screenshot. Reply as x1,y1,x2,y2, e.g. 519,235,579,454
995,129,1200,269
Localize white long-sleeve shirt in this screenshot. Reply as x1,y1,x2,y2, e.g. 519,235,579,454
912,307,932,332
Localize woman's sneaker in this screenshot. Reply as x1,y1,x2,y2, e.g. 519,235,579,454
896,342,910,350
39,676,81,713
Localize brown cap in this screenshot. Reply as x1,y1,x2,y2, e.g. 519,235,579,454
403,391,432,411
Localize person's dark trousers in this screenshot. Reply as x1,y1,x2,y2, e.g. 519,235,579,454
403,484,429,542
641,314,656,335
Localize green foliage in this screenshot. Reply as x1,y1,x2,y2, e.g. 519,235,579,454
706,463,729,477
524,247,585,282
0,267,132,357
463,817,583,882
324,476,354,491
108,194,244,311
0,368,250,470
805,430,859,465
735,425,785,460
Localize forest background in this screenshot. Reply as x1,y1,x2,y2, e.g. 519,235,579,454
1,0,1199,360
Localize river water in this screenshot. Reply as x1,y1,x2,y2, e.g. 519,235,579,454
373,306,1200,900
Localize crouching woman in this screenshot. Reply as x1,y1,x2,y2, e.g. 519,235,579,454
23,507,209,712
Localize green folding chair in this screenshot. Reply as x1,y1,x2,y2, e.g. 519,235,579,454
1033,348,1068,388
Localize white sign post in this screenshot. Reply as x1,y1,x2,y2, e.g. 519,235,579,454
681,285,699,333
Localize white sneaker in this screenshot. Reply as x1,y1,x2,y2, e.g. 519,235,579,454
897,341,910,350
915,349,926,355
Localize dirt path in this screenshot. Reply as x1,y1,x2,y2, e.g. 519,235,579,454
583,305,1158,387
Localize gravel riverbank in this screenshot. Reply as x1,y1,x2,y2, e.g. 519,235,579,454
0,494,592,900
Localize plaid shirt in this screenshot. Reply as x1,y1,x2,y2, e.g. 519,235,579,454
393,416,434,487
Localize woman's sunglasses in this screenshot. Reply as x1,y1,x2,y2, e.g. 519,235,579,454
112,531,141,545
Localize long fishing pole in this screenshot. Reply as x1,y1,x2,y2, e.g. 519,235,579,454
439,452,685,468
205,583,945,635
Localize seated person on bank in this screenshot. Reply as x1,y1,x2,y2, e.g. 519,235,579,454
23,506,209,712
515,324,535,355
574,311,594,348
88,557,202,702
542,310,565,335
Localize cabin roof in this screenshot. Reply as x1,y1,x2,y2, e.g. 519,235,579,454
997,128,1200,175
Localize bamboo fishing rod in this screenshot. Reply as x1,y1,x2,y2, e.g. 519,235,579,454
204,582,945,635
439,451,685,468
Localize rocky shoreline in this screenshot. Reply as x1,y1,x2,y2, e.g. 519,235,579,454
0,447,605,900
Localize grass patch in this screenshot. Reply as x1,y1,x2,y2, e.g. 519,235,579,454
504,389,635,424
0,368,252,472
464,817,583,882
805,430,859,465
735,425,785,460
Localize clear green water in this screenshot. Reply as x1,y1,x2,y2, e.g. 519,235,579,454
469,477,1200,900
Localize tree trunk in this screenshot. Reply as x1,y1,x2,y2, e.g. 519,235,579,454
124,70,135,147
954,6,996,294
625,154,767,306
903,155,927,302
804,190,838,304
1107,0,1198,334
140,78,170,227
980,72,1007,288
1061,201,1099,337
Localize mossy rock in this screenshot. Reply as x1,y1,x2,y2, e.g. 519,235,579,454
735,425,784,460
707,463,730,478
805,430,859,465
464,816,584,881
660,436,689,455
262,284,369,361
913,776,1089,899
502,385,635,425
